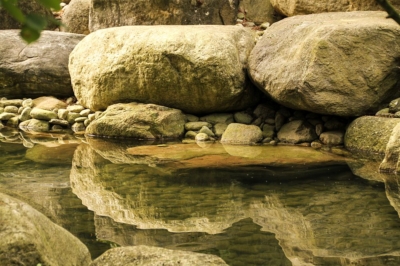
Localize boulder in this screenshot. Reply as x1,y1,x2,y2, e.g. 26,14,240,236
0,192,91,266
89,0,237,32
85,103,186,139
90,246,228,266
344,116,400,158
221,123,263,144
0,30,85,98
270,0,400,17
32,96,68,111
19,119,50,133
69,25,260,114
61,0,90,34
0,0,56,29
248,12,400,116
277,120,317,144
379,122,400,173
239,0,276,24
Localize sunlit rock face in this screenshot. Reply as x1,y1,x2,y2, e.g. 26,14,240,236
0,192,91,266
69,25,259,114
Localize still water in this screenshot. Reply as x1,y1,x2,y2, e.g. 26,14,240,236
1,129,400,266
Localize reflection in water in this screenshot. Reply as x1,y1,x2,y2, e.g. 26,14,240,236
2,134,400,265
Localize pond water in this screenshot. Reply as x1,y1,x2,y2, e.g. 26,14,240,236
1,129,400,266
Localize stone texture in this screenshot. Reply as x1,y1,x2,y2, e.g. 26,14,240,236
30,108,58,121
277,120,317,144
380,122,400,173
319,130,344,145
344,116,400,158
270,0,400,17
85,103,186,139
0,30,85,98
32,96,67,111
61,0,90,34
248,12,400,116
19,119,50,133
0,0,56,29
239,0,276,24
221,123,263,144
0,192,91,266
91,245,228,266
69,25,260,114
89,0,237,32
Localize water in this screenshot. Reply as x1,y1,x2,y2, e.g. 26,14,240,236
1,130,400,265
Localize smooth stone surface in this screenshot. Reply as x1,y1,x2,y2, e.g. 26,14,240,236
277,120,318,144
221,123,263,145
30,108,58,121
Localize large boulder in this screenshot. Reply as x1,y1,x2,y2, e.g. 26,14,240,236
61,0,90,34
89,0,236,32
85,103,186,139
248,12,400,116
0,0,56,29
270,0,400,17
239,0,276,24
90,246,228,266
0,192,91,266
0,30,85,98
69,25,260,114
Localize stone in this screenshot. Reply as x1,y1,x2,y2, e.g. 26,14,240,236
58,109,69,120
85,103,186,139
214,123,229,137
234,111,253,124
0,192,91,266
376,108,392,117
201,113,235,124
389,97,400,113
324,118,346,130
61,0,90,34
19,107,32,122
185,131,198,139
91,246,227,266
270,0,400,17
275,111,286,131
380,122,400,173
253,103,276,120
185,114,199,122
19,119,49,133
199,126,215,137
262,124,275,138
248,12,400,116
72,122,86,132
30,108,58,121
79,109,91,117
67,104,85,113
4,105,18,113
49,119,70,127
221,123,263,145
319,131,344,146
22,98,33,108
0,99,23,107
277,120,318,144
185,122,212,131
89,0,237,32
0,31,85,98
69,25,260,114
0,112,17,120
32,96,67,111
75,117,87,123
315,123,324,136
344,116,400,158
196,132,210,142
67,112,81,124
0,0,56,29
6,116,19,127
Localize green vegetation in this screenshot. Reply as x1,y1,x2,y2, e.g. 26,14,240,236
0,0,60,43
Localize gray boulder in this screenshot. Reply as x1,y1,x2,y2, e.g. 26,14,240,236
85,103,186,139
221,123,263,144
0,192,91,266
0,30,85,98
69,25,260,114
248,12,400,116
91,245,227,266
61,0,90,34
277,120,317,144
89,0,237,32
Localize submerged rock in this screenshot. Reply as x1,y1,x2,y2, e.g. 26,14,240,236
0,192,91,266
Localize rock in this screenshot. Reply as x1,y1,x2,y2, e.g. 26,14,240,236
80,109,91,117
214,123,229,137
91,245,227,266
199,126,215,137
319,131,344,145
19,107,32,122
277,120,317,144
72,122,86,132
4,105,18,113
270,0,400,17
67,104,85,113
49,119,70,127
89,0,237,32
67,112,81,124
253,103,276,119
33,96,67,111
185,121,212,131
201,113,235,124
30,108,58,121
196,132,210,142
221,123,263,145
69,25,260,114
262,124,275,138
0,112,17,120
19,119,50,133
61,0,90,34
185,131,197,139
389,97,400,113
6,116,19,127
185,114,199,122
239,0,276,24
0,99,23,107
58,109,69,120
0,0,56,29
22,98,33,108
86,103,185,139
248,12,400,116
0,31,85,98
234,111,253,124
0,192,91,266
344,116,400,158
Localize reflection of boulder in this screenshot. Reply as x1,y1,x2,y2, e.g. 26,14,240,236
246,174,400,265
91,245,227,266
0,192,91,266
